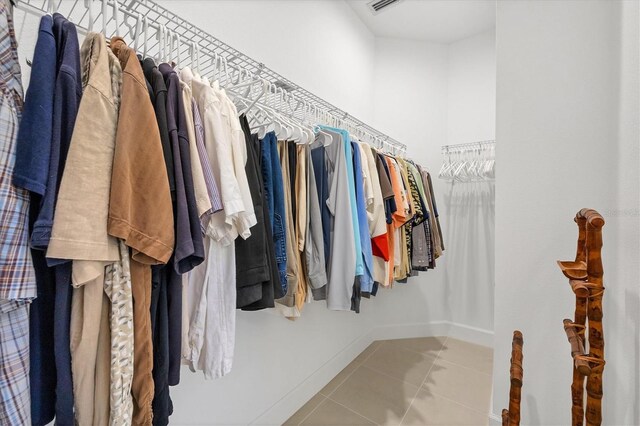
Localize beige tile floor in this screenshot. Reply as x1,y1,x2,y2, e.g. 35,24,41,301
284,337,493,426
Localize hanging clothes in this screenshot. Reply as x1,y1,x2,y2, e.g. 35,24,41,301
234,114,271,309
110,37,174,426
351,140,374,302
45,26,119,426
142,57,175,196
360,144,387,292
1,6,449,422
23,14,82,426
310,143,330,292
159,63,203,394
260,131,288,296
274,139,300,318
320,129,357,310
302,144,327,297
12,13,56,426
215,82,256,238
186,74,243,380
179,74,213,223
237,114,279,311
0,2,36,424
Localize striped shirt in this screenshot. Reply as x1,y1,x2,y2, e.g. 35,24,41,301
192,99,223,214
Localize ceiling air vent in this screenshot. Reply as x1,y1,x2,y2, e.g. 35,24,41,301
367,0,402,14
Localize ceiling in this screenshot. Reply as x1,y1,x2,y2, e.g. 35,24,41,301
346,0,496,44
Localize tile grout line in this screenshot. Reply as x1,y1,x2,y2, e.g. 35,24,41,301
427,390,492,417
398,335,450,426
436,338,494,376
293,394,327,426
434,356,493,377
326,395,382,425
353,340,445,391
319,341,383,398
297,342,384,424
296,337,491,425
356,362,435,391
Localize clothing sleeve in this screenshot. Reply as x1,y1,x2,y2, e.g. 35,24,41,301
387,158,407,227
181,84,212,219
363,146,387,239
48,83,120,264
326,144,339,217
13,16,55,195
201,99,244,243
296,144,307,253
376,153,395,200
108,50,174,264
357,143,374,208
225,100,256,239
304,147,327,290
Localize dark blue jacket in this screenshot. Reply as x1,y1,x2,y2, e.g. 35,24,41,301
27,15,81,426
311,145,330,269
13,15,55,195
14,16,57,426
31,14,82,252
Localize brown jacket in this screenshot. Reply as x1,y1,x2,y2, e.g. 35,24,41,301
109,37,174,426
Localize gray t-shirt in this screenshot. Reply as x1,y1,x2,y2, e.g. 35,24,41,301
323,130,357,311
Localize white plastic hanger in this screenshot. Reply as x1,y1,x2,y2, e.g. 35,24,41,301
132,14,142,52
101,0,108,34
84,0,94,32
237,79,268,116
189,40,198,73
175,33,182,67
221,56,231,87
165,30,172,63
195,42,201,73
112,0,121,36
165,27,173,63
142,15,149,58
210,51,219,82
156,24,165,63
47,0,56,15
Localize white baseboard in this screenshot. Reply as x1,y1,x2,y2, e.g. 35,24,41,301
249,331,375,425
447,321,494,347
488,411,502,425
250,320,494,425
371,320,452,341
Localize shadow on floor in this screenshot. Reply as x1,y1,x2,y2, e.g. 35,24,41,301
284,336,493,425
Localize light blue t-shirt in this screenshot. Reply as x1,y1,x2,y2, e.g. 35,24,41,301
351,140,374,292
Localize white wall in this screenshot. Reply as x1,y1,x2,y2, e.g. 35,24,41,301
157,0,377,124
370,35,451,339
13,1,497,423
373,32,496,341
447,30,496,146
443,30,496,336
493,1,639,424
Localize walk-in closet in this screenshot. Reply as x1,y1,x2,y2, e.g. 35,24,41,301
1,0,638,425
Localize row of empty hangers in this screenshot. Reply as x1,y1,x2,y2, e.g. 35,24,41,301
439,140,495,182
18,0,407,156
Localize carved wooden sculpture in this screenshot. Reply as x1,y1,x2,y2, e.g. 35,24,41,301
502,330,523,426
559,209,606,426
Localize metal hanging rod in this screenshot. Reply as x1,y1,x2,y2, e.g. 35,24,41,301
441,139,495,154
13,0,407,154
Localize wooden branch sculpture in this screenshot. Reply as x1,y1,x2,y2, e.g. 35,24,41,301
558,208,606,426
502,330,523,426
